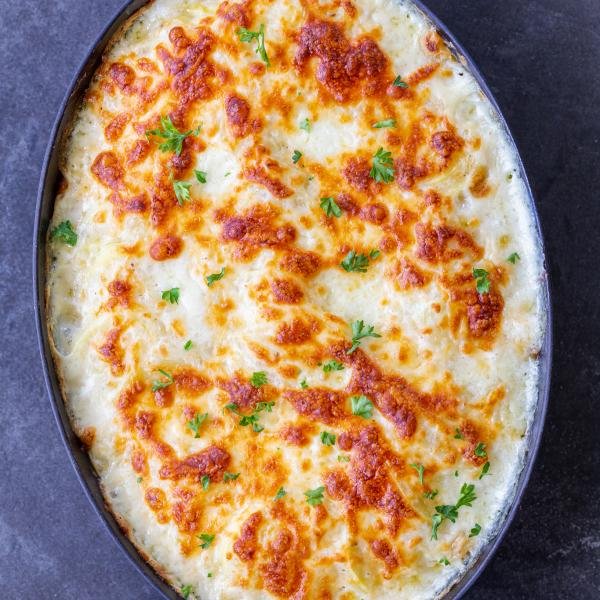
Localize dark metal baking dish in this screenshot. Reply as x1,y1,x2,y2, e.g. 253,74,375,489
33,1,552,598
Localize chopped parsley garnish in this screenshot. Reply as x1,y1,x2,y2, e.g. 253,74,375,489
320,431,336,446
431,483,477,540
205,267,226,287
474,442,487,458
146,116,200,155
181,584,193,599
161,287,180,304
410,462,425,485
369,147,395,183
187,412,208,438
151,369,173,392
454,428,464,440
439,557,450,566
226,401,274,433
424,489,438,500
197,533,215,549
350,395,374,419
348,320,381,354
173,180,191,205
340,250,370,273
507,252,521,264
207,573,212,578
201,475,210,490
136,476,143,484
479,461,491,479
300,379,309,389
322,360,344,373
250,371,268,388
393,75,409,88
292,150,302,164
369,249,381,260
473,268,490,294
320,196,342,218
50,220,77,246
337,455,350,463
373,119,396,129
304,486,325,506
236,24,270,66
274,486,286,501
223,471,240,482
184,340,193,351
299,118,311,132
195,169,207,184
469,523,482,537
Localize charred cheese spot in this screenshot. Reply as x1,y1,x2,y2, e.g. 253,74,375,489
47,0,544,597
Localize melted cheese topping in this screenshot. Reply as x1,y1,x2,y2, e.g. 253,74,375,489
46,0,545,598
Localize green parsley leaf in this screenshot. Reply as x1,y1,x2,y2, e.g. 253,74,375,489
146,116,200,155
347,319,381,354
151,369,173,392
136,476,143,484
479,461,491,480
207,573,212,578
201,475,210,490
195,170,207,184
469,523,482,537
320,431,336,446
410,462,425,485
274,486,286,501
50,220,77,246
161,287,180,304
300,379,309,389
337,455,350,463
320,196,342,218
226,401,273,433
439,557,450,566
473,268,490,294
431,483,477,540
187,412,208,438
304,486,325,506
423,489,438,500
350,395,374,419
369,147,395,183
393,75,408,88
292,150,302,164
474,442,487,458
173,180,191,205
507,252,521,264
454,470,459,477
223,471,240,482
184,340,193,351
181,584,193,599
322,360,344,373
205,267,226,287
236,24,270,66
369,249,381,259
373,119,396,129
454,428,464,440
341,250,370,273
250,371,268,388
197,533,215,549
299,118,311,132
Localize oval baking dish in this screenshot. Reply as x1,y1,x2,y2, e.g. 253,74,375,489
34,1,552,598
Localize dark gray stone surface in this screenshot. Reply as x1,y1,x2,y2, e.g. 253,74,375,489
1,0,598,598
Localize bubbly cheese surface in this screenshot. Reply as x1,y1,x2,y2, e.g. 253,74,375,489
46,0,545,598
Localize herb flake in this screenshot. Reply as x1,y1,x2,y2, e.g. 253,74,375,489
50,220,77,246
236,24,270,66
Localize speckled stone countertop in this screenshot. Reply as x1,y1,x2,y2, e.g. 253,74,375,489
1,0,599,598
